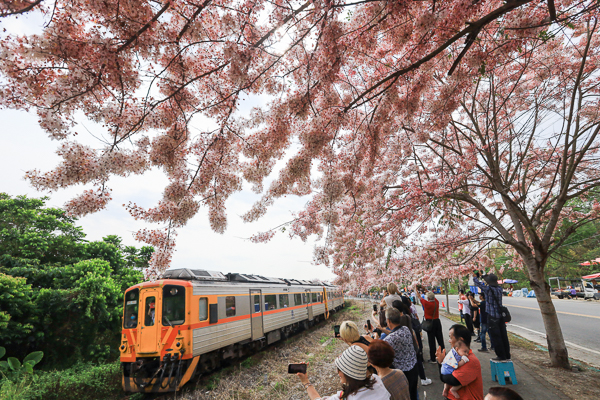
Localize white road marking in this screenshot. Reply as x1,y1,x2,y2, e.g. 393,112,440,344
505,303,600,320
507,323,600,356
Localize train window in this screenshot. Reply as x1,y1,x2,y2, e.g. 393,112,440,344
123,289,139,329
253,294,261,313
145,296,156,326
265,294,277,310
199,298,208,321
318,293,323,303
226,296,236,317
162,285,185,326
279,294,289,308
312,293,318,303
294,293,302,305
302,293,308,304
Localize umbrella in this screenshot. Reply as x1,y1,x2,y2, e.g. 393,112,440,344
580,258,600,266
582,272,600,280
503,279,518,284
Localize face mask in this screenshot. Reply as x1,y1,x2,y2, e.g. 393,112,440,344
131,316,136,320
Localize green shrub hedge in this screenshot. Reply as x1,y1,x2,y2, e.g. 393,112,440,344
25,362,122,400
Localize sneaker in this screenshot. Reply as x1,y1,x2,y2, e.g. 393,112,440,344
421,378,432,386
478,348,489,352
474,338,481,343
428,359,438,364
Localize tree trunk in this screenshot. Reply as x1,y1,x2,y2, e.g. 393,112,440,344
526,258,571,369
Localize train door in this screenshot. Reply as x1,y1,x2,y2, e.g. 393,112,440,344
305,289,314,321
322,287,329,319
250,289,264,340
138,289,160,354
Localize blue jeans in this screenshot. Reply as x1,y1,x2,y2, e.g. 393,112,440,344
479,322,489,349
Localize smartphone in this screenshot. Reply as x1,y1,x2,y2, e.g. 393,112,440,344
373,304,378,312
334,325,341,338
366,319,372,330
288,363,307,374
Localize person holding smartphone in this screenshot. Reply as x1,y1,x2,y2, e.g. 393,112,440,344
339,321,372,352
295,346,391,400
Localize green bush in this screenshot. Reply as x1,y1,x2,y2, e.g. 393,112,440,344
0,376,35,400
0,193,149,368
25,362,122,400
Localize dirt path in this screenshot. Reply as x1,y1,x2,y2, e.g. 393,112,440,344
165,300,373,400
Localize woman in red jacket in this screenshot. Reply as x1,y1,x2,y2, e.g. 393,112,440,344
421,291,446,363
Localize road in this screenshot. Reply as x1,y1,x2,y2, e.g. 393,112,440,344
445,294,600,366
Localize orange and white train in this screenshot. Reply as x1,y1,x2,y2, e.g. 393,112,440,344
120,268,344,393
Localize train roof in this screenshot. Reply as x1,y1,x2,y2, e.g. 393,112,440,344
162,268,335,287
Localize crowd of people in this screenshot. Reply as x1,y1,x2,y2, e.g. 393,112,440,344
294,273,522,400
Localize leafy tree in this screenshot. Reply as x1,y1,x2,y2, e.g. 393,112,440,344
547,192,600,277
0,194,149,367
0,194,85,265
33,259,123,366
0,274,36,348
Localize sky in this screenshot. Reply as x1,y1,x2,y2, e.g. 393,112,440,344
1,107,336,282
0,11,336,283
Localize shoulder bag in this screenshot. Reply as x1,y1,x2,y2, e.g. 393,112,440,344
411,314,422,333
494,288,511,323
421,318,433,332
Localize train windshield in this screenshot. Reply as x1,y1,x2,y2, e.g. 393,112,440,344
123,289,139,328
162,285,185,326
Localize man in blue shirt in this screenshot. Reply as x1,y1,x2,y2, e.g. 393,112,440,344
473,272,511,361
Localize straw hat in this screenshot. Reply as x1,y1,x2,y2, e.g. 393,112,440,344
334,346,368,380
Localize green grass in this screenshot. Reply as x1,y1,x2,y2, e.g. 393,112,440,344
442,312,463,324
240,355,259,369
205,368,230,390
20,361,122,400
319,336,330,344
507,332,538,351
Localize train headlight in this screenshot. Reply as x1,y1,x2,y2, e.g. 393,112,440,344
176,341,181,348
120,344,126,352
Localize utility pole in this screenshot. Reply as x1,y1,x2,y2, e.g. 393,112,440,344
444,279,450,313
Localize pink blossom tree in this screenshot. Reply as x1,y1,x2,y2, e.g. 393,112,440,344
2,0,599,366
2,0,595,273
283,22,600,368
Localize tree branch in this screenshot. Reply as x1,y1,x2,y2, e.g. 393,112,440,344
116,1,171,53
344,0,533,111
